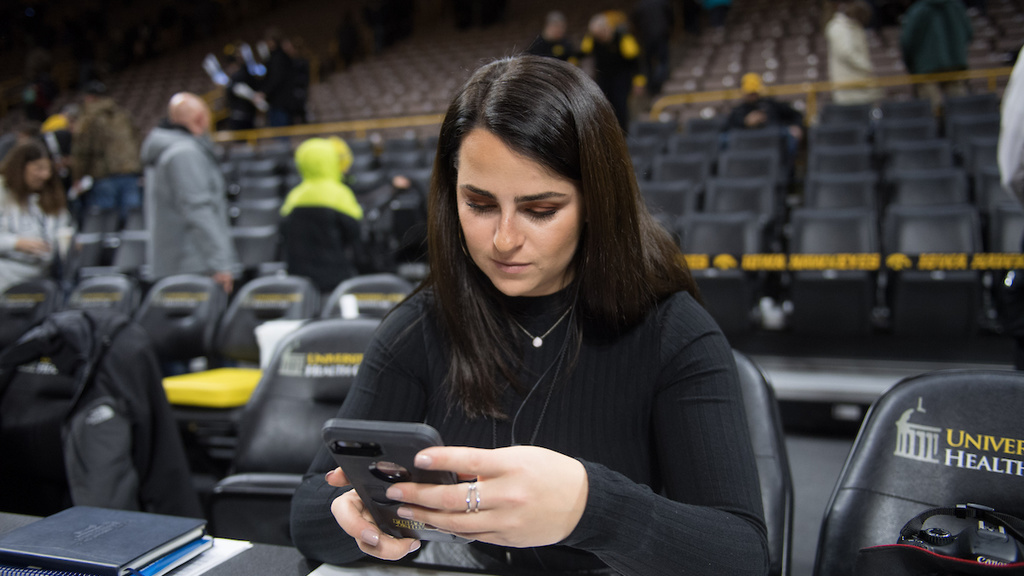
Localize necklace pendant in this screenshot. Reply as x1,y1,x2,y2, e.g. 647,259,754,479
532,336,543,348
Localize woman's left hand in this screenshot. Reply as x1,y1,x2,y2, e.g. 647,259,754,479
383,445,589,548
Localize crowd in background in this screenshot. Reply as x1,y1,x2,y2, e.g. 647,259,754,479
0,0,1020,301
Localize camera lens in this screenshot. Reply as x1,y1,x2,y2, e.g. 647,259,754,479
370,461,411,483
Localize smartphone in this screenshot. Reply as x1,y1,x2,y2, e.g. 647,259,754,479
322,418,468,543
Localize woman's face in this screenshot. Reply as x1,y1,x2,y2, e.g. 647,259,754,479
23,158,52,191
456,129,583,298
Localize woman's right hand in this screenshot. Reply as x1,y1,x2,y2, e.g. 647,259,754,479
325,467,423,560
14,237,50,257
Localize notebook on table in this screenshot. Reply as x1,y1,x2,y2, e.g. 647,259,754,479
0,506,209,576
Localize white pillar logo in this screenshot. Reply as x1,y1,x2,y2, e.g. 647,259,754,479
894,398,942,463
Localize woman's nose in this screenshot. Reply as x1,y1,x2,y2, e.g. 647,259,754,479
493,213,523,253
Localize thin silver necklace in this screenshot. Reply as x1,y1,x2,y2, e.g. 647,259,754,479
510,306,572,348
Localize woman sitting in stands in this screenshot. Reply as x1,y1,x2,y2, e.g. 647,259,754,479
290,54,769,576
0,140,72,293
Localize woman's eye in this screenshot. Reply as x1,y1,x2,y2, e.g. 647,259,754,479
466,201,495,213
526,207,558,220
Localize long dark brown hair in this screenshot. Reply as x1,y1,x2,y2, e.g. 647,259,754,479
421,55,698,418
0,140,65,214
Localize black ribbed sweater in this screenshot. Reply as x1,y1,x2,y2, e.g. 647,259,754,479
290,288,770,575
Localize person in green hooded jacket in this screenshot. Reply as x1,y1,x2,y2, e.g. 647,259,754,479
280,136,364,294
899,0,973,111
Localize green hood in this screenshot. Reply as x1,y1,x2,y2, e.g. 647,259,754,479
281,138,363,220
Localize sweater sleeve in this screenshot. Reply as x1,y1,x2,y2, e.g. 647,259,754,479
562,300,769,575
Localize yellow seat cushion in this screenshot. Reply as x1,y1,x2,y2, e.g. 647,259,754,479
163,368,263,408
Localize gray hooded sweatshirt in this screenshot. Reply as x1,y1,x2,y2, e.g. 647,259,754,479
140,123,238,279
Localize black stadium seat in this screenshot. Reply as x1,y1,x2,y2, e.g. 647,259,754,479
882,204,983,336
814,369,1024,576
0,278,63,349
640,180,700,218
64,274,140,316
321,273,414,319
803,172,877,210
733,350,793,576
208,317,380,545
677,211,765,335
886,168,969,207
133,274,229,365
786,207,879,335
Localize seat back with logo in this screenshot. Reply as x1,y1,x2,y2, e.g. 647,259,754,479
813,369,1024,576
208,317,381,545
133,274,228,363
0,278,62,349
212,275,320,365
64,274,140,316
321,273,414,319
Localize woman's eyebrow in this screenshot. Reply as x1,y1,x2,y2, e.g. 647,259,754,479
460,184,568,203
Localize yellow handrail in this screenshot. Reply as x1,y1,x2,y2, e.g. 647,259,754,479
211,113,446,146
208,67,1015,147
650,67,1015,123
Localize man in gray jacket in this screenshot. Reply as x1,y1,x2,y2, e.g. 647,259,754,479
141,92,238,293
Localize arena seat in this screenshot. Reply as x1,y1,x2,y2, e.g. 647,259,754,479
803,172,878,210
208,317,380,545
717,149,782,182
640,180,701,218
882,203,983,336
882,139,954,178
0,278,63,350
321,273,414,319
886,168,969,207
786,207,879,335
807,144,874,176
813,369,1024,576
666,132,720,161
819,102,873,126
677,211,765,335
808,123,869,148
133,274,229,365
64,274,140,316
651,152,713,186
733,350,794,576
877,98,932,120
873,117,939,152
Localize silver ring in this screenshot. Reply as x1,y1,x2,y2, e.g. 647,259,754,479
465,482,480,513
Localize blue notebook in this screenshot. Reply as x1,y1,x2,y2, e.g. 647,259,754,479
0,507,207,576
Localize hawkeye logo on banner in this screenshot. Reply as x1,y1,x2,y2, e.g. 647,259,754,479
894,398,1024,477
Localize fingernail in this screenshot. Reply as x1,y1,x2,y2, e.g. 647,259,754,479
414,453,432,468
397,507,414,519
409,540,421,553
361,528,380,547
325,469,336,482
386,486,403,500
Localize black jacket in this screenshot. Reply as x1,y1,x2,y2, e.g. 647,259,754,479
0,309,202,517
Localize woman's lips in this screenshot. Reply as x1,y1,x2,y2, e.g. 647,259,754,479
492,259,529,273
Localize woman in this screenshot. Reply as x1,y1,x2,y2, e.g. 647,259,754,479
825,1,883,105
0,140,72,293
290,55,769,575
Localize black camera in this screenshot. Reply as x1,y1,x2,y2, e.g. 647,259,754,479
900,520,1024,565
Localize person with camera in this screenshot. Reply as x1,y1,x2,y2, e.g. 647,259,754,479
290,55,769,576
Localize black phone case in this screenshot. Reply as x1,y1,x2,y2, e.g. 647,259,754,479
322,418,466,542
